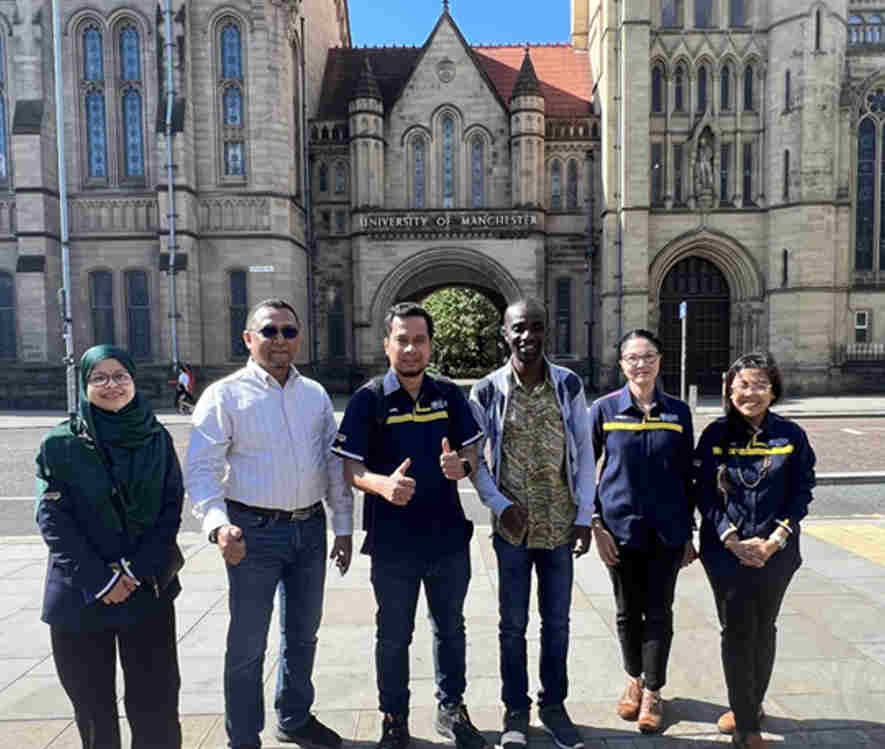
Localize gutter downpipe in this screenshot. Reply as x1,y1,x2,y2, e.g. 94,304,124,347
163,0,179,371
51,0,76,417
302,16,318,368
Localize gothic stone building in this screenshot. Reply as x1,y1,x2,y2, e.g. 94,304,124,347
1,0,884,404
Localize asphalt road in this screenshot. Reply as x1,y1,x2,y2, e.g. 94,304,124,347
1,418,883,537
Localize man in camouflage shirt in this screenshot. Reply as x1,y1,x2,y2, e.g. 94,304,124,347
469,299,595,749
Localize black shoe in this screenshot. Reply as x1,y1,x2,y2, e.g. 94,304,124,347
378,713,410,749
539,704,583,749
277,715,342,748
435,703,489,749
501,708,529,749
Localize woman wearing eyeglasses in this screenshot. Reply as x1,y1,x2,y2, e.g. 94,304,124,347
35,345,184,749
695,352,815,749
588,329,696,734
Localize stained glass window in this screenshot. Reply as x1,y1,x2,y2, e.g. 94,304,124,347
122,89,144,177
721,65,730,110
567,160,578,210
125,270,151,360
673,144,683,203
225,142,244,176
744,66,754,110
319,163,328,192
335,163,346,195
90,271,114,345
120,26,140,81
0,272,14,359
86,91,108,178
856,119,875,270
652,66,663,113
414,139,425,208
471,137,484,208
84,27,103,81
698,66,708,112
742,141,753,204
221,24,242,80
551,161,562,210
224,86,243,126
442,116,454,208
651,144,663,204
674,67,685,111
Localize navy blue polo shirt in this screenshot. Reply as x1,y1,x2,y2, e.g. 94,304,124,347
589,385,695,550
332,369,483,562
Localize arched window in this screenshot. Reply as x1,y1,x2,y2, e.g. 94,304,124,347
0,271,14,359
785,69,792,111
743,65,754,110
89,270,114,345
661,0,681,28
334,162,346,195
730,0,745,27
119,24,144,180
695,0,713,28
327,283,346,358
471,135,484,208
783,150,790,201
651,65,664,113
849,15,863,45
219,21,246,178
125,270,151,360
674,66,685,112
318,163,328,192
697,65,708,112
229,270,248,358
0,35,8,184
720,65,731,110
83,25,108,181
442,115,455,208
413,138,426,208
566,159,579,210
550,160,562,210
555,278,571,354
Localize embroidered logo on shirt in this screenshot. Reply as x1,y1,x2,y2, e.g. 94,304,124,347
42,491,62,501
431,399,448,410
614,414,633,420
660,413,679,423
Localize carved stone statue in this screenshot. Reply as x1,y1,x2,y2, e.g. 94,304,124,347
695,136,714,192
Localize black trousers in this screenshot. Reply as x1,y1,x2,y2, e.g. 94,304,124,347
706,542,799,733
51,599,182,749
607,536,683,691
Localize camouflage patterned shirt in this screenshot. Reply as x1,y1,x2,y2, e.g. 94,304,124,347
497,368,575,549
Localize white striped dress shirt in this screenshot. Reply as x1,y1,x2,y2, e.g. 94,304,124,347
185,358,353,536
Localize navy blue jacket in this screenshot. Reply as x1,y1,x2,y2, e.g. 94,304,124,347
36,419,183,632
695,411,815,577
589,385,695,549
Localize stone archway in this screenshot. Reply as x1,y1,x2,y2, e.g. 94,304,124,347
368,247,524,342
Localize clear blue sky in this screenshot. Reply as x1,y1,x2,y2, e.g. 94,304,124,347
349,0,571,47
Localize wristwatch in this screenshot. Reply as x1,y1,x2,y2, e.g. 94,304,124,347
461,459,472,478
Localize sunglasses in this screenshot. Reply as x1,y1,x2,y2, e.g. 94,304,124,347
254,325,299,340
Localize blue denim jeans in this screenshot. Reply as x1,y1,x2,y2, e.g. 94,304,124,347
224,504,327,748
493,534,574,711
370,547,471,717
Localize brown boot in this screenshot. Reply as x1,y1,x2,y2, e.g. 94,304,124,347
616,677,643,720
733,731,768,749
637,690,663,734
718,707,765,735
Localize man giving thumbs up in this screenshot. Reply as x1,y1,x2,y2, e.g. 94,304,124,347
332,302,487,749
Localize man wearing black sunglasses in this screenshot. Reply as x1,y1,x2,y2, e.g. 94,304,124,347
187,298,353,749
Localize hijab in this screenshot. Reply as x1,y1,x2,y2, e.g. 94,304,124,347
78,345,169,536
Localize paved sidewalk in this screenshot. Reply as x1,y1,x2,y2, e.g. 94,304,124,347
1,518,884,748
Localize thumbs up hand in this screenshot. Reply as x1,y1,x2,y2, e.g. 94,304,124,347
385,457,416,506
440,437,468,481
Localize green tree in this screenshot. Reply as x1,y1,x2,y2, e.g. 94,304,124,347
423,288,502,378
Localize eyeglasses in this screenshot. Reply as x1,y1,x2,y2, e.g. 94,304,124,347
731,382,772,394
621,353,660,366
254,325,299,340
87,371,133,388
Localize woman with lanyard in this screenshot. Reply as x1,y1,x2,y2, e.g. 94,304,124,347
588,329,696,734
695,353,815,749
35,345,184,749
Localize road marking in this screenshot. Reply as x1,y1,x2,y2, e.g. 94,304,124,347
803,523,885,566
841,428,864,435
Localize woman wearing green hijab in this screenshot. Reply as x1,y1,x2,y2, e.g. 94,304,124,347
36,345,184,749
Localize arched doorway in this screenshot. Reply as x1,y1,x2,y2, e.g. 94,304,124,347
659,256,730,394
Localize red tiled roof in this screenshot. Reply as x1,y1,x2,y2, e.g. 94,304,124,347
316,43,593,120
473,44,593,117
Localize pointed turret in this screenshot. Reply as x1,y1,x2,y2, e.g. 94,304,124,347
353,56,381,101
511,47,543,101
349,55,385,208
509,46,545,208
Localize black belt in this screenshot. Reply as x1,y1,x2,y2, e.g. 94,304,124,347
226,499,322,522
